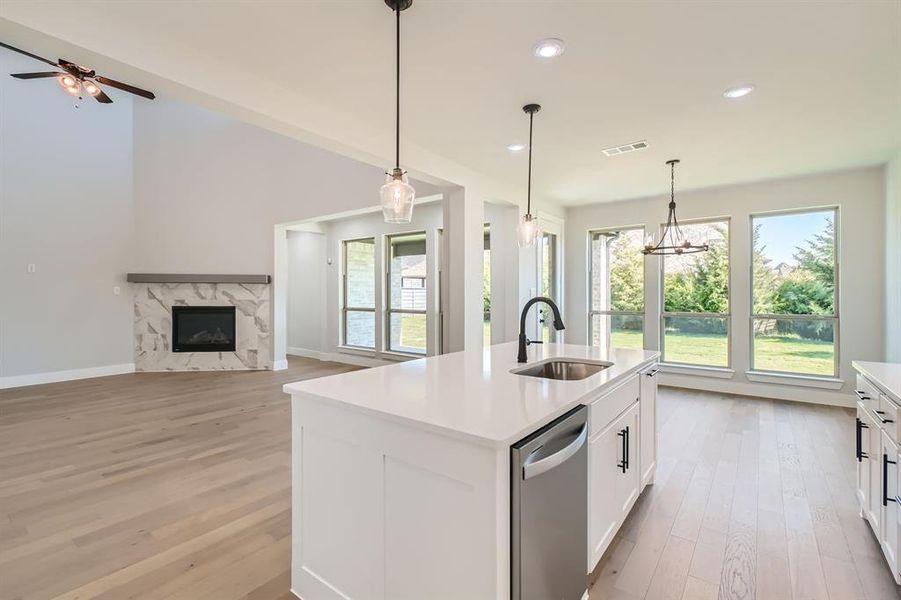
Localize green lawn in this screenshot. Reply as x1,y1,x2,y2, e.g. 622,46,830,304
609,329,834,375
395,314,426,353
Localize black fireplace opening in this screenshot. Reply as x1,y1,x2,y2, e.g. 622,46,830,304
172,306,236,352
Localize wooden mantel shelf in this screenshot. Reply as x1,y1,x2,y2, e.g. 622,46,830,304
126,273,271,284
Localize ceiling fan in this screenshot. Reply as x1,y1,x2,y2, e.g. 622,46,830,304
1,41,155,104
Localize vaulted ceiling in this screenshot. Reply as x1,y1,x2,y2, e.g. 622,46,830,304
2,1,899,205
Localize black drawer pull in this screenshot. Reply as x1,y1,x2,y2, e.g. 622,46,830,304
617,429,627,473
884,453,897,507
857,418,863,461
875,410,895,424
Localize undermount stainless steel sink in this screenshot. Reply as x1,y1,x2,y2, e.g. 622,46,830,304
512,359,612,381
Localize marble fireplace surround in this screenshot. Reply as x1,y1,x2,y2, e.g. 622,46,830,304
129,274,272,371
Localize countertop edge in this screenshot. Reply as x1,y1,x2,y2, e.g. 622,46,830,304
853,360,901,405
286,353,659,449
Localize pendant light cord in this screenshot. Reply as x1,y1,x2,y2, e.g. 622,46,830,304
526,110,534,216
395,5,401,170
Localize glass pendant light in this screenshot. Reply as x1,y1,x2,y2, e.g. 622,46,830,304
517,103,542,248
641,159,709,255
380,0,416,224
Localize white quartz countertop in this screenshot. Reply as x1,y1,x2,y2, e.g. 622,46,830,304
284,342,659,447
853,361,901,404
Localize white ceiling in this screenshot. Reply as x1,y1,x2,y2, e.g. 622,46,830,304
2,1,899,206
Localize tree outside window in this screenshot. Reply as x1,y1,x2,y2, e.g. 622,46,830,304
661,220,730,367
751,209,837,376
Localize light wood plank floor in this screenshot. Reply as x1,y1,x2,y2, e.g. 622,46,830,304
0,358,360,600
2,362,899,599
589,388,901,600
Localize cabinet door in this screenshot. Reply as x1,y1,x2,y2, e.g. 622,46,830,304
615,403,641,519
857,403,872,513
639,366,658,488
869,409,883,533
588,422,619,571
882,432,899,574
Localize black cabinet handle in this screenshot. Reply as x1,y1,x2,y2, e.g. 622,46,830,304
625,425,630,470
617,428,627,473
857,418,862,461
645,369,659,377
857,418,869,460
883,453,897,507
875,410,895,424
856,390,871,401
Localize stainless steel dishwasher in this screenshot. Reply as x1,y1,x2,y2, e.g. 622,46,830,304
511,404,588,600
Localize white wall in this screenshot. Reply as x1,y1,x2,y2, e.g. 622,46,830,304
132,97,443,274
0,51,135,384
287,230,325,353
565,167,886,405
887,150,901,362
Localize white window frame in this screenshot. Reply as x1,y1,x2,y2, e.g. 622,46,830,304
386,231,428,356
587,225,646,351
341,237,376,349
748,206,840,377
659,217,732,368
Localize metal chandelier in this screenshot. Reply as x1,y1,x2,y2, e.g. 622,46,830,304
641,159,708,256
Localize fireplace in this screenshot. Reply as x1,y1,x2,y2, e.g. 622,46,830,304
172,306,237,352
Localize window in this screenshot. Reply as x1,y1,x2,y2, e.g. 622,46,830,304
539,232,559,342
751,208,838,376
589,228,645,352
483,225,491,346
342,238,376,348
661,220,730,367
387,232,427,354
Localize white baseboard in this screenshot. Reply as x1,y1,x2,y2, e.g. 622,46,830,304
287,346,392,368
0,363,136,390
658,373,854,408
272,359,289,371
287,347,325,361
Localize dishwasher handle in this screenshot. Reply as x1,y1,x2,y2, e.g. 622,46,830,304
523,424,588,481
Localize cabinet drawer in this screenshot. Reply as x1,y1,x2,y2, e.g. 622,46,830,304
590,375,640,437
878,394,900,443
857,374,881,407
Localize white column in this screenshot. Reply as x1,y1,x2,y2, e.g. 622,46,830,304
444,187,485,352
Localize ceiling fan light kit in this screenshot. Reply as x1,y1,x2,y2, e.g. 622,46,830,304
641,159,709,256
379,0,416,224
1,41,155,106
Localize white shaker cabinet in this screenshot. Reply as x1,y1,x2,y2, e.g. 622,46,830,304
881,430,899,575
853,361,901,585
639,365,658,486
587,368,655,573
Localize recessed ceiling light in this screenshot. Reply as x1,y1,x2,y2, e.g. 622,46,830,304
533,38,565,59
507,143,526,152
723,84,755,99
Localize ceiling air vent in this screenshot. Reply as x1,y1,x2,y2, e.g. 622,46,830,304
602,140,649,157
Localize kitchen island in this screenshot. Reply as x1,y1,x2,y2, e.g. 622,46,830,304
284,341,659,600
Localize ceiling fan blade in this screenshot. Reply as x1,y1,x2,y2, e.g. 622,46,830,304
92,87,113,104
0,42,60,68
11,71,62,79
94,75,155,100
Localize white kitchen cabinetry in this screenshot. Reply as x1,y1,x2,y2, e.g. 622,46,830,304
881,430,898,575
587,370,655,573
857,403,872,513
639,366,658,486
853,361,901,585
